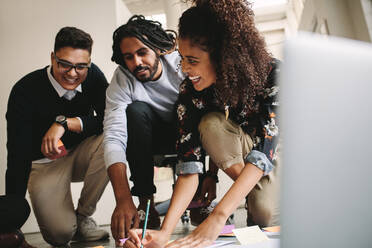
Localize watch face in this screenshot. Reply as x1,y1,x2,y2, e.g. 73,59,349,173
56,115,66,123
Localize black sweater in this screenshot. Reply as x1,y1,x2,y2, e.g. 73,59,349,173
6,63,108,196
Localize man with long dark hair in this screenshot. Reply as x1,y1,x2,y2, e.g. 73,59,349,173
103,15,184,245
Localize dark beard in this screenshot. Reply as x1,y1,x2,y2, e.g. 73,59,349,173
134,55,160,82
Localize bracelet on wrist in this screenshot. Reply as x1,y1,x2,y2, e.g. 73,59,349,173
205,170,219,183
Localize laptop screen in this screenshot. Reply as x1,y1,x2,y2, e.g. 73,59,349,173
280,33,372,248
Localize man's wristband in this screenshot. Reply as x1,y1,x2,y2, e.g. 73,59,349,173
205,170,219,183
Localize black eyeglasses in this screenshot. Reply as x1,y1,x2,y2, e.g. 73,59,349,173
53,54,91,73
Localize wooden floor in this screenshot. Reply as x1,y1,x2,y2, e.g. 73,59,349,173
25,207,247,248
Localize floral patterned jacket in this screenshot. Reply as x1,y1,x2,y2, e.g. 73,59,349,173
175,59,280,176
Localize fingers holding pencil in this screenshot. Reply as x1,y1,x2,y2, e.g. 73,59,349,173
124,199,151,248
126,229,164,248
125,200,169,248
140,199,151,248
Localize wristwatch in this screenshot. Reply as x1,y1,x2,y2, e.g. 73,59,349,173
55,115,68,130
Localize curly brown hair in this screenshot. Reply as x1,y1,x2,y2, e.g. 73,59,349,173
179,0,272,112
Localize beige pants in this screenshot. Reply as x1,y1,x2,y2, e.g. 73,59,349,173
28,134,109,245
199,112,280,227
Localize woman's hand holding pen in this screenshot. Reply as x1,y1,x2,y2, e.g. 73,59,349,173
125,229,170,248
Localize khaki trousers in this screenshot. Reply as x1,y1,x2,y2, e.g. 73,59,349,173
199,112,280,227
28,134,109,246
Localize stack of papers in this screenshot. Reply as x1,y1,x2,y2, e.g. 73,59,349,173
233,226,269,245
206,241,236,248
215,239,280,248
220,225,280,248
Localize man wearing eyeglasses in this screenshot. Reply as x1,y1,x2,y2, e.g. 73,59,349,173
5,27,109,246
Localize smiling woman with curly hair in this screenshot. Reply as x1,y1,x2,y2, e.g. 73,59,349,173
126,1,281,247
178,0,273,112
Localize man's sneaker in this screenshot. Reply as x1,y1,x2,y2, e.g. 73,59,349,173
0,229,24,248
190,201,216,226
190,201,234,226
20,238,37,248
226,213,235,225
138,204,161,230
72,214,109,242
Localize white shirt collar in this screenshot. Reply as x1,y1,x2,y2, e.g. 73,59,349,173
47,66,82,98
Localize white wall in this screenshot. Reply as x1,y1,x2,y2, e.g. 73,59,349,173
124,0,165,16
123,0,189,30
347,0,371,42
0,0,132,233
116,0,133,27
299,0,353,37
163,0,189,31
361,0,372,41
254,2,294,60
299,0,371,42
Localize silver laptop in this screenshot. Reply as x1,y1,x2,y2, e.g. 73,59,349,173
280,33,372,248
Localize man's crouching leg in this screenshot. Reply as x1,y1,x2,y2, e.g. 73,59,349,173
72,134,110,242
28,157,78,246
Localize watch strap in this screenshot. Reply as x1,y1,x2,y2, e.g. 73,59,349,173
55,116,68,131
61,120,68,131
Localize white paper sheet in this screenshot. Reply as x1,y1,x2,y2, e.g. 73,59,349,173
215,238,280,248
232,225,269,245
206,240,236,248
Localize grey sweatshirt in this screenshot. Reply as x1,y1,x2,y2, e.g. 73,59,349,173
103,51,184,168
